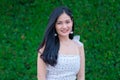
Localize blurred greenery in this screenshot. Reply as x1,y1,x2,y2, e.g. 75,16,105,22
0,0,120,80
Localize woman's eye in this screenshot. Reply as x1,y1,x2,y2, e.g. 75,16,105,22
66,21,70,24
57,22,62,25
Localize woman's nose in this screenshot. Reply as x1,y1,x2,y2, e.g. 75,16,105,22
62,23,67,28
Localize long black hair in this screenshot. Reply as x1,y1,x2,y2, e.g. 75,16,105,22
38,6,74,66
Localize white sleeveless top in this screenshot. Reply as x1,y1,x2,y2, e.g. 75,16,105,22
46,35,83,80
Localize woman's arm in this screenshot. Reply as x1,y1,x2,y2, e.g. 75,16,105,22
37,48,46,80
77,45,85,80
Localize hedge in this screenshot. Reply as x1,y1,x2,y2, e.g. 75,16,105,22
0,0,120,80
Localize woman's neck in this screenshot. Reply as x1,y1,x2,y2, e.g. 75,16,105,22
58,35,71,43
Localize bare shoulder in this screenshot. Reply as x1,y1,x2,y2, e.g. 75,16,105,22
72,35,83,48
73,40,84,48
73,40,84,55
38,46,45,55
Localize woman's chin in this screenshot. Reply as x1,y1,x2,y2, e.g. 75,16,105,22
59,33,70,37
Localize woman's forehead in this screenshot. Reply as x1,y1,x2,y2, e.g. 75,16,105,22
57,12,71,22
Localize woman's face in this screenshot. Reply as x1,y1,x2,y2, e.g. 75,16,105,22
55,12,73,37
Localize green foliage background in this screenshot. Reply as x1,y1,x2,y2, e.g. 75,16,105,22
0,0,120,80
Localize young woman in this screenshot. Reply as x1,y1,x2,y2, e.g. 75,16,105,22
37,6,85,80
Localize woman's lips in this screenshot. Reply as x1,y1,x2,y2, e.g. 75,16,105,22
61,29,69,33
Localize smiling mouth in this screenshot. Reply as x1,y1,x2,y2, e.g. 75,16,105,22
61,30,69,33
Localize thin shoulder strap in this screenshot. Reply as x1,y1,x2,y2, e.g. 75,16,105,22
73,35,83,46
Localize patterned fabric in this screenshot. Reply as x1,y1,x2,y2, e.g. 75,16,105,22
46,55,80,80
46,35,83,80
